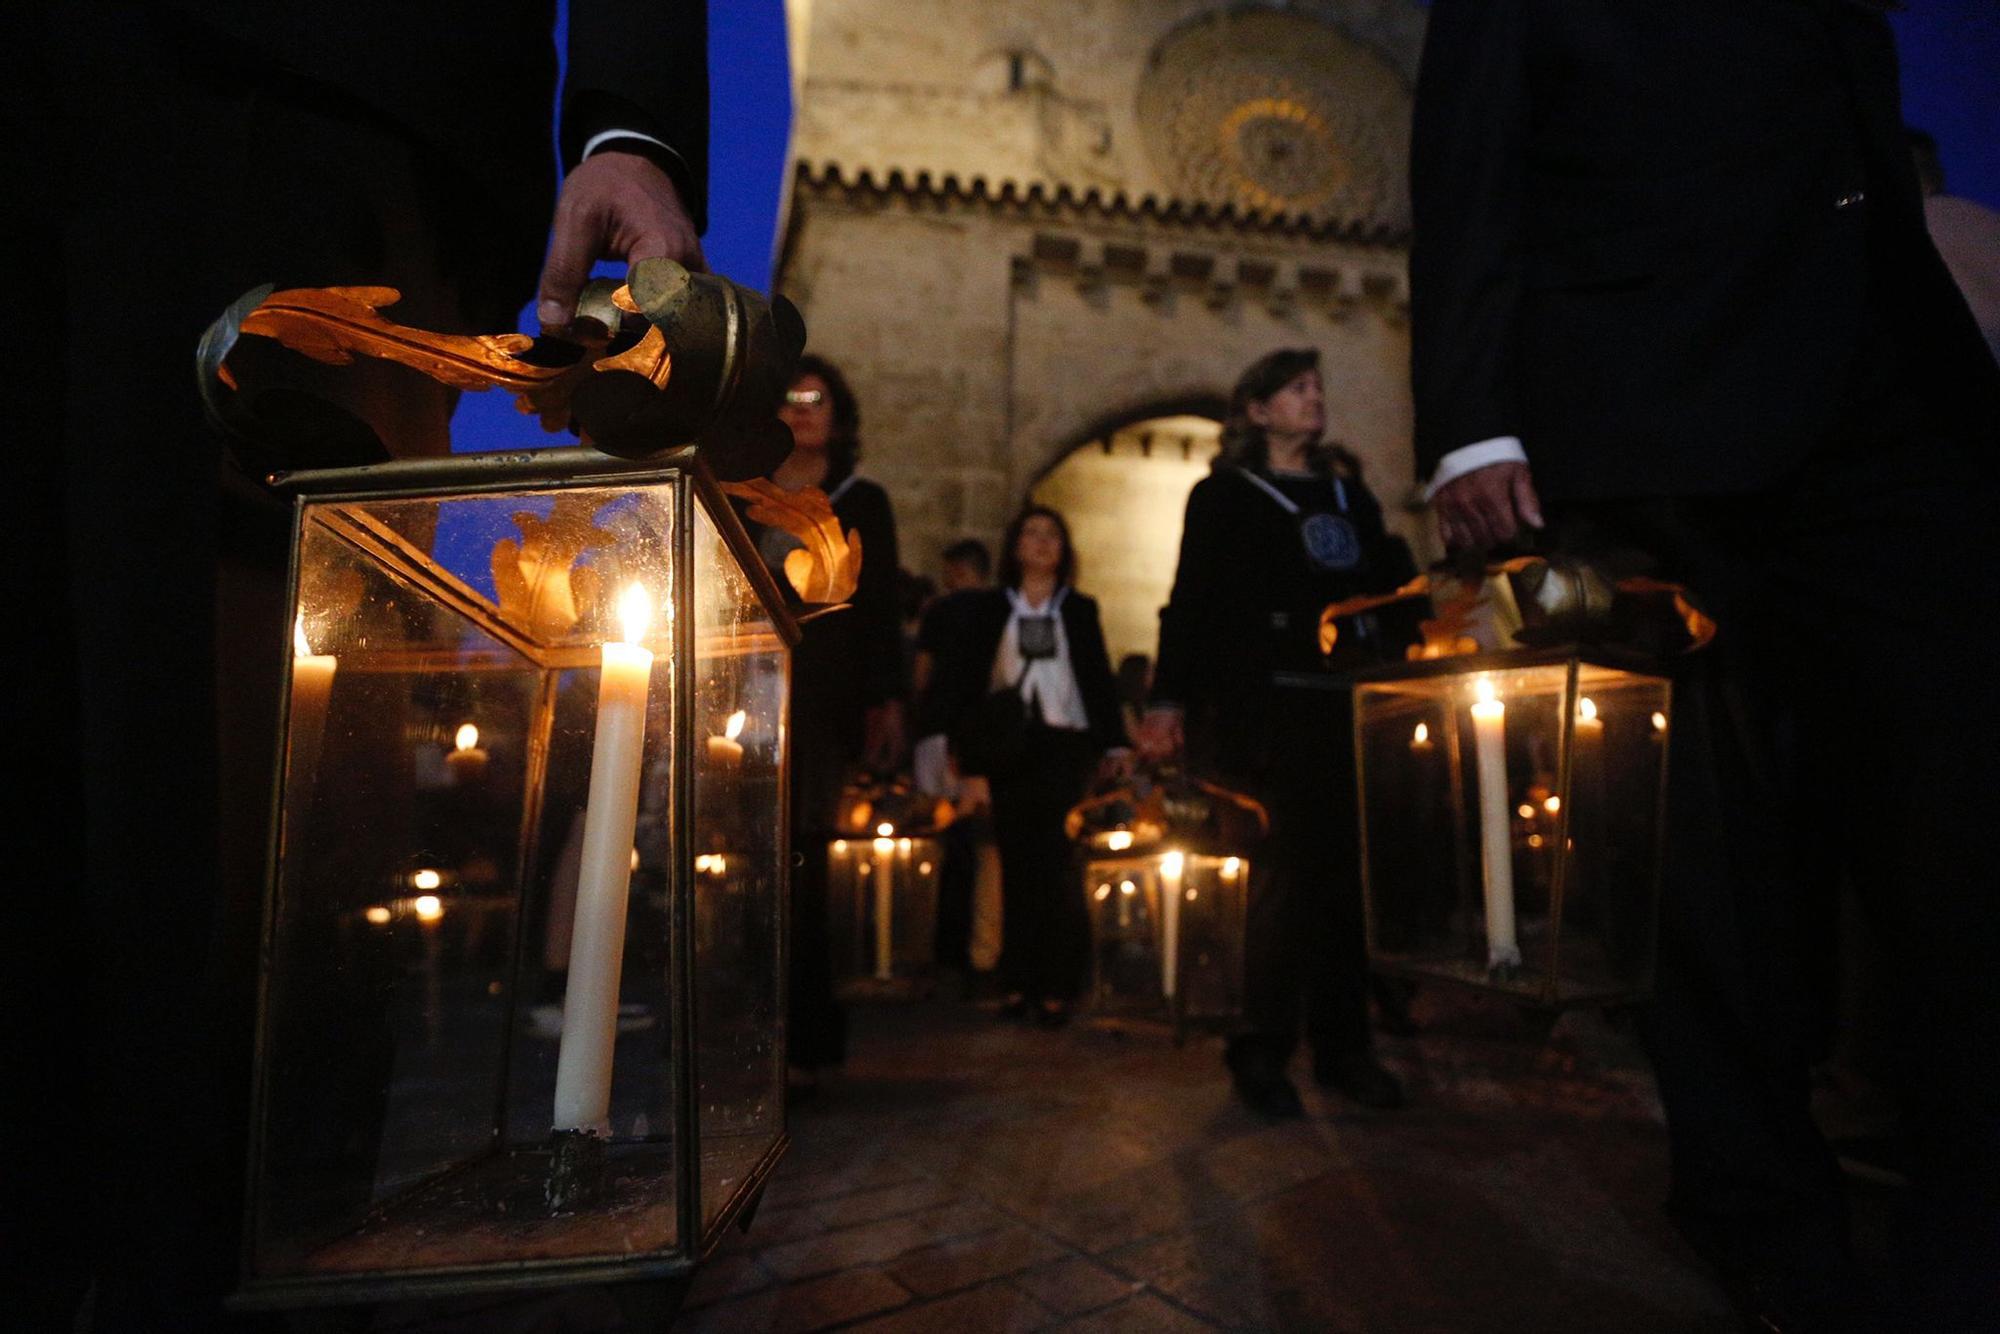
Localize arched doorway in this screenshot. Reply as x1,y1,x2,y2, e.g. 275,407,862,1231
1029,413,1223,672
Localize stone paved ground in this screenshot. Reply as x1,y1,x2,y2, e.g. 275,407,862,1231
677,989,1752,1334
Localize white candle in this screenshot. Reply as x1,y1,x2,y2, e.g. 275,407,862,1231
445,721,488,782
872,836,896,979
706,709,746,767
1159,850,1185,1000
289,614,338,782
1470,678,1522,971
553,583,655,1136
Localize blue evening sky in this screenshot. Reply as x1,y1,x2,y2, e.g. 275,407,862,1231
449,0,2000,455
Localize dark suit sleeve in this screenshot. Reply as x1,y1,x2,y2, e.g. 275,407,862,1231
562,0,710,231
1409,0,1529,480
1068,597,1127,755
1149,477,1226,710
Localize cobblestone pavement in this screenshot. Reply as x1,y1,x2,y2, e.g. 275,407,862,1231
678,989,1748,1333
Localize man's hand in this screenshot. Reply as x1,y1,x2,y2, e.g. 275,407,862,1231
1431,461,1544,552
537,152,706,334
1135,707,1184,762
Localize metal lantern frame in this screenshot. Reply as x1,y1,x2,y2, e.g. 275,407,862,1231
237,445,798,1309
1351,645,1674,1009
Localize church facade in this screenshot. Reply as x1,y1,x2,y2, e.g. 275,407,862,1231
777,0,1432,659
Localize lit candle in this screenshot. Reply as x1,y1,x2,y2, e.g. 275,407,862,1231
706,709,746,766
553,583,655,1137
288,614,338,782
445,721,489,782
1410,721,1433,752
872,835,896,980
1470,677,1522,972
1159,850,1185,1000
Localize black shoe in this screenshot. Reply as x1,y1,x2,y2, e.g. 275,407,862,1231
1312,1052,1406,1109
1227,1051,1305,1120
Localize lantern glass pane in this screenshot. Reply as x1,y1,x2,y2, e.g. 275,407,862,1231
1355,659,1670,1004
827,837,945,983
691,497,788,1234
1084,853,1249,1020
252,482,684,1282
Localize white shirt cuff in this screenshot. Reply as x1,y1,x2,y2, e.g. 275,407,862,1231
579,129,692,180
1424,436,1529,501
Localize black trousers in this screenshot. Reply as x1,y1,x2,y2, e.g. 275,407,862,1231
989,725,1097,1004
1556,360,2000,1322
1228,686,1372,1068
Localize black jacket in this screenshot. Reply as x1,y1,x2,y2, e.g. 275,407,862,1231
1150,467,1418,715
1410,0,2000,501
918,586,1126,773
124,0,709,319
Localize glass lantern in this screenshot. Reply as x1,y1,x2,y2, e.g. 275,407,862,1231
237,446,792,1308
1084,848,1251,1040
827,833,945,986
1352,648,1671,1007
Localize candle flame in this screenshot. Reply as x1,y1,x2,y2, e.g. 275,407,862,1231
1161,850,1186,878
1095,883,1112,901
454,722,479,752
833,839,849,854
725,709,746,740
1475,676,1497,705
1222,856,1241,878
293,613,312,657
617,583,653,644
1412,721,1430,745
1106,829,1134,851
1544,796,1561,814
412,868,442,891
1577,696,1599,724
1120,880,1137,896
876,821,895,837
365,905,392,926
413,894,444,922
873,836,895,855
1652,711,1668,733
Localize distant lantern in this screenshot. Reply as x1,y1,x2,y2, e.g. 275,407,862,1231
1351,649,1673,1006
1068,769,1266,1042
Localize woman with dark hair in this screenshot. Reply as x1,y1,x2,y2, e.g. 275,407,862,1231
920,506,1126,1026
750,354,903,1081
1139,348,1420,1118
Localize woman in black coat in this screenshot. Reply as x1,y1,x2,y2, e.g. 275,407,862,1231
747,355,903,1078
1139,348,1419,1118
921,506,1126,1025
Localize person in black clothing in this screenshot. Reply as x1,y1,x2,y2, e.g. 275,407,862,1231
921,507,1127,1027
18,4,708,1328
1138,349,1417,1119
752,355,903,1078
1412,3,2000,1328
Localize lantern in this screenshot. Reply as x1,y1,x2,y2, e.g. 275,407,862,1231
826,831,946,986
1070,771,1264,1039
1351,648,1672,1006
237,445,796,1308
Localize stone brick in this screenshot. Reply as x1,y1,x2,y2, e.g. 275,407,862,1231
1010,1257,1143,1317
847,1281,1057,1334
813,1176,960,1230
682,1252,776,1311
1056,1292,1221,1333
757,1201,1010,1281
676,1268,912,1334
886,1224,1070,1298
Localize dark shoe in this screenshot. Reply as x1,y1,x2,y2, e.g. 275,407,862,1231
1312,1052,1406,1109
1227,1050,1305,1120
1666,1206,1880,1334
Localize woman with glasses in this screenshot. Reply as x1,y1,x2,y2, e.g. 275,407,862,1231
751,355,904,1085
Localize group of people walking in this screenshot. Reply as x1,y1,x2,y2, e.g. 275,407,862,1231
750,345,1422,1113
